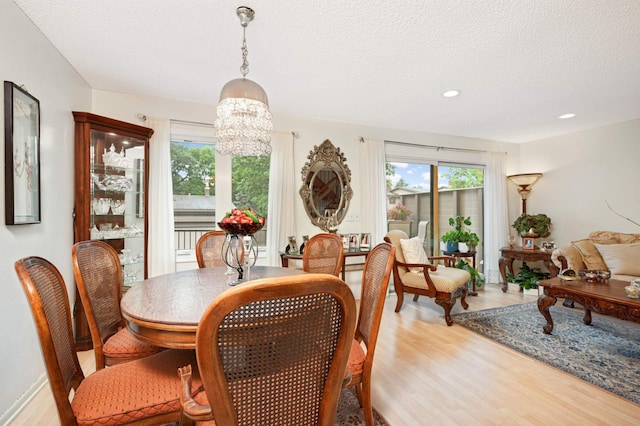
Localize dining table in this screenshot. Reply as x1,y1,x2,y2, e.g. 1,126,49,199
121,265,305,349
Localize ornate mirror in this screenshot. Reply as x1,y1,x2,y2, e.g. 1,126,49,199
299,139,352,233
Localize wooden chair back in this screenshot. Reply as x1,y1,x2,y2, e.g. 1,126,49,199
180,273,356,425
196,230,238,268
15,256,89,424
302,233,344,276
72,241,124,365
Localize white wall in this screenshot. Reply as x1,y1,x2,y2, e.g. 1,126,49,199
519,119,640,246
0,0,92,421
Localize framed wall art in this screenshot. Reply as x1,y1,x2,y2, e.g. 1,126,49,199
4,81,41,225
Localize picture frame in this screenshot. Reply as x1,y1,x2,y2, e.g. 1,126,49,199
340,234,349,250
360,232,371,251
522,237,536,250
4,81,41,225
286,236,298,254
348,233,360,252
541,240,556,251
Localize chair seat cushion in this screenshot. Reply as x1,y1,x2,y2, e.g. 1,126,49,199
72,349,202,425
104,328,165,359
346,339,365,377
400,265,470,293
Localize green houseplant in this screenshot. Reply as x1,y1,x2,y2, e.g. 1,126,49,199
506,264,550,290
441,216,471,252
512,213,551,237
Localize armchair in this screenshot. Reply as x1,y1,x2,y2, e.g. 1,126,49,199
384,230,470,325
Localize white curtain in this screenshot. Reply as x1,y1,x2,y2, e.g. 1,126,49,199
146,117,176,277
483,151,508,284
266,132,297,266
359,138,387,246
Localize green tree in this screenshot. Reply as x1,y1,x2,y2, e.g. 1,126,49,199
232,155,270,217
444,167,484,189
170,143,216,195
385,162,396,190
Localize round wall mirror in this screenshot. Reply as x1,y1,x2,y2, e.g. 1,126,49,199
299,139,352,232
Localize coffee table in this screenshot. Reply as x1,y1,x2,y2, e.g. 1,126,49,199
537,277,640,334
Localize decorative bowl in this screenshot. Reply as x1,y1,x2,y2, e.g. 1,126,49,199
625,280,640,298
218,221,264,236
597,270,611,282
578,269,599,282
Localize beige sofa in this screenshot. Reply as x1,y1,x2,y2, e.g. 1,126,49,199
551,231,640,282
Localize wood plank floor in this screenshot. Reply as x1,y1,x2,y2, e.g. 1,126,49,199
10,283,640,425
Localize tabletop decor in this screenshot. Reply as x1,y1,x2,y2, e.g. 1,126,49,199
4,81,41,225
218,208,265,284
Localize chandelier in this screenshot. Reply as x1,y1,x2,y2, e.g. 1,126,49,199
214,6,272,156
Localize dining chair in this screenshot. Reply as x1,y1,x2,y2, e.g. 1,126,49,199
72,240,164,370
384,230,470,325
15,256,202,426
302,233,344,276
196,230,244,268
343,242,395,426
178,273,357,425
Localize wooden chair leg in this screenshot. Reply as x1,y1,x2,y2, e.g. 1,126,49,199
361,377,374,426
394,289,405,312
412,294,420,301
435,297,456,326
460,287,469,310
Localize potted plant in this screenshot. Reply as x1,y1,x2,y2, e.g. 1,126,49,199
506,264,550,290
454,259,485,288
387,203,411,221
512,213,551,237
441,215,472,252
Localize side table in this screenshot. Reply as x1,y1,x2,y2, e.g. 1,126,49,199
443,250,478,296
499,246,559,292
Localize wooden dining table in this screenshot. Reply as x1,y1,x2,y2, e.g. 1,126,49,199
121,266,305,349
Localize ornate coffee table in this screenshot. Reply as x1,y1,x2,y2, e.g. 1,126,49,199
537,277,640,334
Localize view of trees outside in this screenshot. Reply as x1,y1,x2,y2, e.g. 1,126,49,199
386,162,483,191
170,142,270,217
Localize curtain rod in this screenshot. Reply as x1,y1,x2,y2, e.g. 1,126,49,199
384,139,488,154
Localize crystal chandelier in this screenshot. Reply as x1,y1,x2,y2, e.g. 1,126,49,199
214,6,272,156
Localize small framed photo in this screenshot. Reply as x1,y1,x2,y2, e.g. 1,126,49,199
348,233,359,251
522,237,536,250
286,236,298,254
541,241,556,251
360,233,371,251
4,81,41,225
340,234,349,250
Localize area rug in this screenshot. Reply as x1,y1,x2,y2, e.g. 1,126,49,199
335,388,390,425
452,302,640,405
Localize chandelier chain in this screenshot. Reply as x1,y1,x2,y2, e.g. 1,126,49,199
240,26,249,77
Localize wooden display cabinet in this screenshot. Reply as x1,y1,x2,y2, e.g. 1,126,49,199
72,111,153,350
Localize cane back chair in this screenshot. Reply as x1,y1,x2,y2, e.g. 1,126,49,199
15,256,202,426
178,273,356,425
72,240,164,369
302,233,344,276
344,242,395,426
196,230,235,268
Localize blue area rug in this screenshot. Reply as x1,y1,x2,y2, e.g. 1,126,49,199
453,302,640,405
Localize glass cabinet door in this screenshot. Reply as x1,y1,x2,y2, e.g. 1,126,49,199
89,129,145,287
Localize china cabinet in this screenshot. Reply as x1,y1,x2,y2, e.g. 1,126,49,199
72,111,153,349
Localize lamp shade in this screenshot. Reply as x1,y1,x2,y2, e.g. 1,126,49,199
507,173,542,188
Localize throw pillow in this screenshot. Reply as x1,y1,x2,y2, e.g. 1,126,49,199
571,239,610,270
400,237,429,273
594,243,640,276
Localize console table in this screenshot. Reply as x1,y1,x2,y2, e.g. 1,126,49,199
443,250,478,296
280,249,370,281
499,246,559,292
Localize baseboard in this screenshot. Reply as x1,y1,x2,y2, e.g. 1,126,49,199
1,373,48,425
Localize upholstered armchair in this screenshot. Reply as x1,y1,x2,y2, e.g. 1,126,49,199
384,230,470,325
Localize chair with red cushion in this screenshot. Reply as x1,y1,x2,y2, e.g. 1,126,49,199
15,256,202,425
343,242,395,426
178,273,356,425
72,240,164,369
302,233,344,276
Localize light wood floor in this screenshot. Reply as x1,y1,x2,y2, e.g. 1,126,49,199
10,284,640,425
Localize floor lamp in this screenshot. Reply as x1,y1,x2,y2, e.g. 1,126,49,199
507,173,542,215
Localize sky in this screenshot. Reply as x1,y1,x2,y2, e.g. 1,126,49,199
389,162,450,190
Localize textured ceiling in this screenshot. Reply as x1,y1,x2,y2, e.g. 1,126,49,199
14,0,640,143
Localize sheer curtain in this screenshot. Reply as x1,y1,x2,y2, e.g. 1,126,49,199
146,117,176,277
359,138,387,245
483,151,508,284
266,132,297,266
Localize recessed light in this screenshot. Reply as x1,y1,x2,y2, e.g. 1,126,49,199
442,90,461,98
558,113,575,119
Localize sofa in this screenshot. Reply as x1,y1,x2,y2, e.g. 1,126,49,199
551,230,640,282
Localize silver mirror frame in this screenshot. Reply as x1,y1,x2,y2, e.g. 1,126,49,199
299,140,352,233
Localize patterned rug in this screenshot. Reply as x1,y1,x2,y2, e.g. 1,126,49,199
453,302,640,405
335,388,390,425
